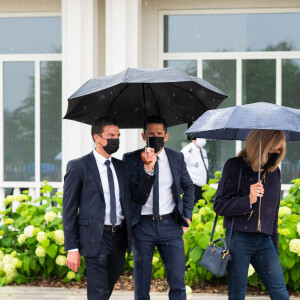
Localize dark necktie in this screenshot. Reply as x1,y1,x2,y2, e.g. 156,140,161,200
153,157,159,219
104,160,117,225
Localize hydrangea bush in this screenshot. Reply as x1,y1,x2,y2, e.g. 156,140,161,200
0,182,85,286
1,178,300,292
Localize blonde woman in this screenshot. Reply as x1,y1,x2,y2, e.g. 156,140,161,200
214,130,289,300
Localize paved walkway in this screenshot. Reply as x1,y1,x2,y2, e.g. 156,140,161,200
1,287,299,300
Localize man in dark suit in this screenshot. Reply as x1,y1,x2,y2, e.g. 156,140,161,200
123,116,194,300
62,117,155,300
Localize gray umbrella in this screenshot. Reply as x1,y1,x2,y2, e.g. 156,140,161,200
185,102,300,180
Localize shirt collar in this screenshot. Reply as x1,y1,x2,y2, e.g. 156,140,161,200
157,148,167,160
93,149,111,165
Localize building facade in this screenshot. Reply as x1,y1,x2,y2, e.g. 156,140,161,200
0,0,299,208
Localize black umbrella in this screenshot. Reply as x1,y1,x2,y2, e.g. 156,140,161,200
63,67,227,128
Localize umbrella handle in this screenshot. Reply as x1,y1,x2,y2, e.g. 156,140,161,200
141,148,152,165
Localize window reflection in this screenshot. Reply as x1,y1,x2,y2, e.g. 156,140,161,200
0,17,61,54
164,13,300,53
40,61,62,182
242,60,276,104
3,62,35,181
282,59,300,183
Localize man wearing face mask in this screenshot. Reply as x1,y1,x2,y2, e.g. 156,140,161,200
62,117,155,300
181,138,209,204
123,115,194,300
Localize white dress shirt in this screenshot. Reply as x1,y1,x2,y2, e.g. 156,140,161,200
93,149,124,225
181,142,208,187
141,148,175,215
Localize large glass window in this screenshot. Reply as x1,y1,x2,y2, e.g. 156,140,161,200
164,13,300,53
162,11,300,186
40,61,62,182
281,59,300,182
0,17,61,54
1,16,62,184
242,60,276,104
4,62,35,181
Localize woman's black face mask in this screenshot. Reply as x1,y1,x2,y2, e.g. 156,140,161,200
264,152,280,169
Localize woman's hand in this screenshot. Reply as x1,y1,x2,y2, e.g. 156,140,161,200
249,181,264,204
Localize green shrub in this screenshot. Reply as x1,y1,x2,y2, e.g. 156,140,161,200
0,182,85,286
1,177,300,292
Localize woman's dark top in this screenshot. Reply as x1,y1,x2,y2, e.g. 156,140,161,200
214,156,281,253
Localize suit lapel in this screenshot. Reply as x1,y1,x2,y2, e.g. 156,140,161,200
87,152,104,199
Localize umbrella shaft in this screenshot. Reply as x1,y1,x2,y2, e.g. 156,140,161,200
258,129,262,182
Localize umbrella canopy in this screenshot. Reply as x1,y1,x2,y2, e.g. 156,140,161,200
63,67,227,128
185,102,300,141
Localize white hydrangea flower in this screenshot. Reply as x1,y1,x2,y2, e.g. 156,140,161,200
44,211,57,223
278,207,292,218
297,223,300,236
37,231,47,243
24,225,34,238
0,250,4,260
289,239,300,255
186,286,192,295
35,246,46,257
18,234,27,244
55,255,66,266
53,230,64,245
67,271,76,280
248,264,255,277
3,254,14,265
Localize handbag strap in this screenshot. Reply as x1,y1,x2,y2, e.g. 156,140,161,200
210,158,243,248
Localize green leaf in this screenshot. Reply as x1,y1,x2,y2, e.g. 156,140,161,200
14,274,27,284
46,257,54,275
23,257,31,276
30,215,44,226
46,244,58,259
39,257,45,266
41,239,50,248
0,277,6,287
30,259,38,272
128,260,134,268
189,246,203,262
283,256,295,269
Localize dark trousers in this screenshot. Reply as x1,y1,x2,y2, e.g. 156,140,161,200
226,230,289,300
194,184,204,204
84,229,127,300
132,217,186,300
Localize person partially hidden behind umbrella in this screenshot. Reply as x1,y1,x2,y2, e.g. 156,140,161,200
123,115,194,300
62,117,155,300
181,138,209,204
214,129,289,300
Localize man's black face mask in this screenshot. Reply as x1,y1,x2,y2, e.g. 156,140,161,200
148,137,165,153
102,138,119,155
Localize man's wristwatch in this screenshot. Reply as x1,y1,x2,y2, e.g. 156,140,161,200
144,166,154,176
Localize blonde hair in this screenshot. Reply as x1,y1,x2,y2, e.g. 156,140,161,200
238,130,286,172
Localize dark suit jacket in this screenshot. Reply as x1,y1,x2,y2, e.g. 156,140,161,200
123,147,194,227
62,152,154,257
